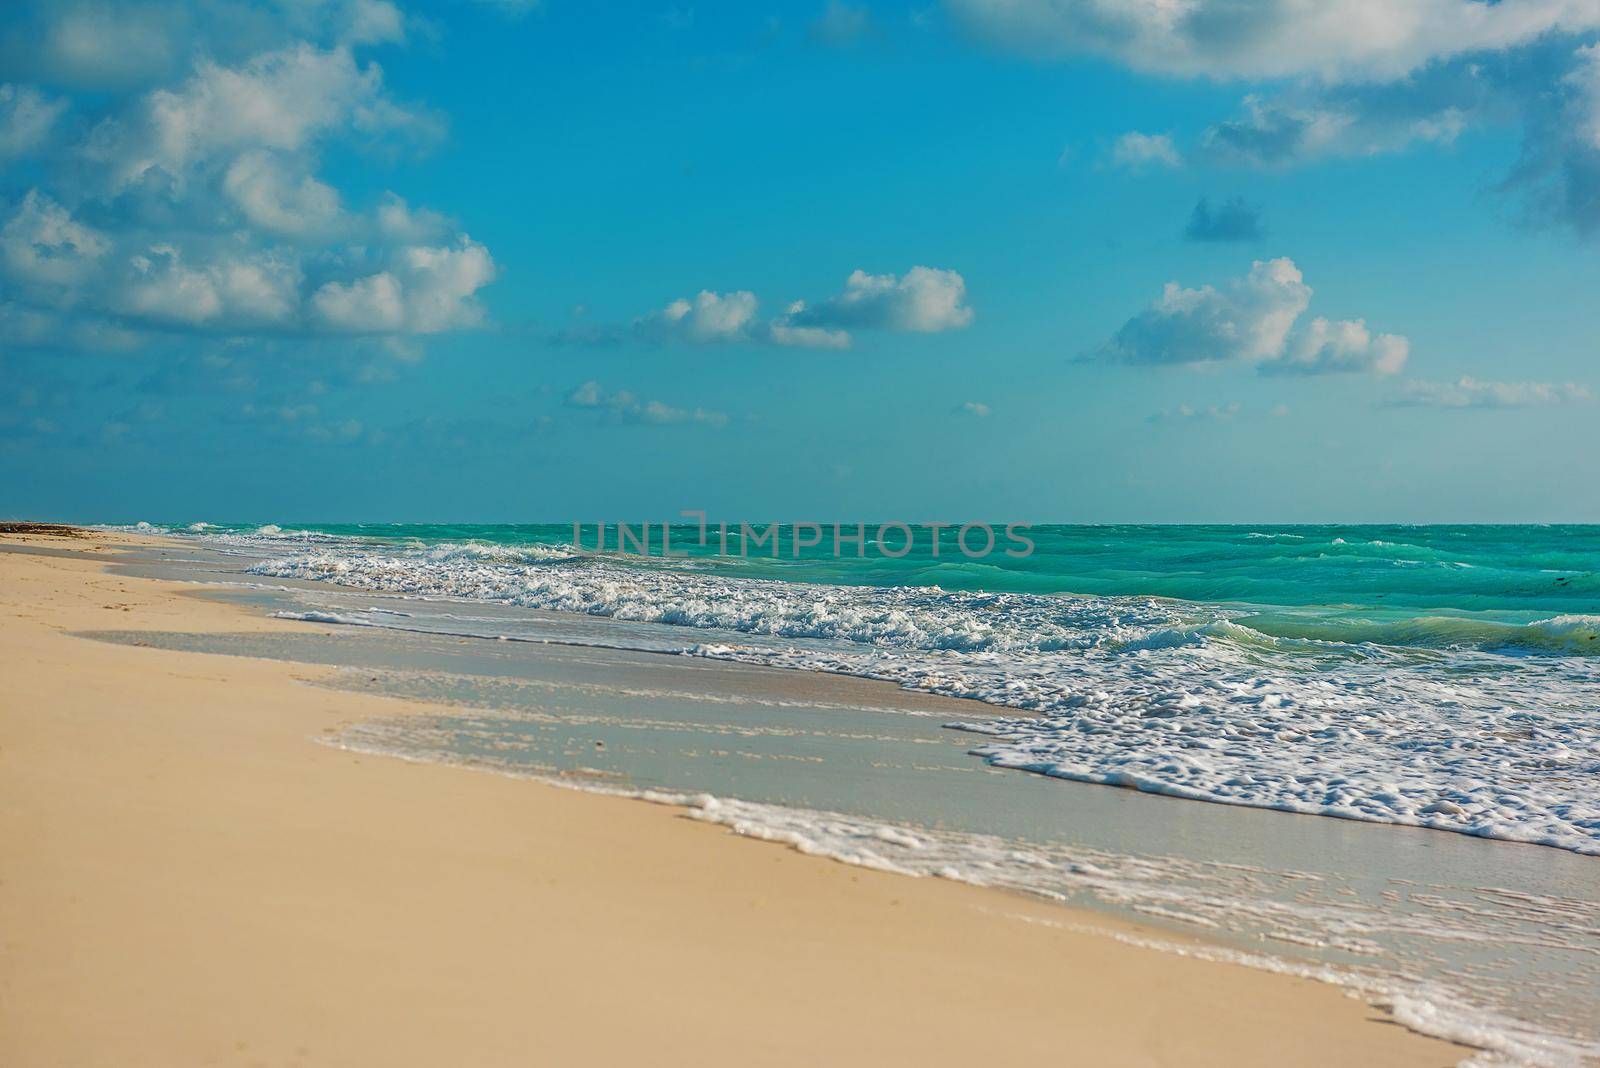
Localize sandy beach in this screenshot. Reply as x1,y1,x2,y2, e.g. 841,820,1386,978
0,528,1468,1067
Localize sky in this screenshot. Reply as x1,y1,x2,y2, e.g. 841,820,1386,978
2,0,1599,524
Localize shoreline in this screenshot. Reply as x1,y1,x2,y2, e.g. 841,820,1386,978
1,528,1470,1066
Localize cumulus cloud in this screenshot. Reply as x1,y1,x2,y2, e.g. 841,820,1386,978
1109,131,1181,169
1102,257,1311,367
944,0,1600,83
0,84,66,159
769,318,852,350
0,190,109,288
632,267,972,349
342,0,407,45
85,43,435,193
1184,196,1265,242
0,12,493,353
222,150,344,236
1181,38,1600,235
118,244,302,328
636,290,761,344
312,238,495,334
0,191,495,340
786,267,974,333
375,193,450,243
951,2,1600,237
1273,317,1409,375
1197,98,1353,166
1099,258,1407,375
1385,376,1591,408
956,401,991,417
1196,87,1473,168
565,381,730,426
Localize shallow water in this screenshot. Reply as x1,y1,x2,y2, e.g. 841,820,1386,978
124,521,1600,857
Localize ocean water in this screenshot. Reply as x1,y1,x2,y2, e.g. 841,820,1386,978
140,521,1600,856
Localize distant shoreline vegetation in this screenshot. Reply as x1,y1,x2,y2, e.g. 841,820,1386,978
572,518,1036,560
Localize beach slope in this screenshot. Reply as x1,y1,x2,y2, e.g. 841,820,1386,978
0,531,1465,1066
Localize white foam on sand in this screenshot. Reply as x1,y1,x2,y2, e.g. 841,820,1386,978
316,721,1600,1068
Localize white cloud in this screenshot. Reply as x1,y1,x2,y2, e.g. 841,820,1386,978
1100,258,1408,375
1103,257,1311,366
957,401,991,417
945,0,1600,83
1197,97,1354,166
223,150,343,236
311,271,405,333
632,267,973,349
0,191,110,287
0,188,494,340
1,24,493,350
398,239,497,333
770,320,852,349
1275,316,1409,375
312,238,495,335
375,193,450,242
948,2,1600,237
118,244,302,328
789,266,974,333
1196,90,1471,168
100,45,366,185
637,289,761,344
342,0,407,46
0,84,66,159
1386,376,1591,408
1110,131,1181,169
86,43,434,192
1570,43,1600,148
566,381,729,426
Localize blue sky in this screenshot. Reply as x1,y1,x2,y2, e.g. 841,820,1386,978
3,0,1599,522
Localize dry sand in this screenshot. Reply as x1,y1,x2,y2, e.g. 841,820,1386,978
0,529,1468,1066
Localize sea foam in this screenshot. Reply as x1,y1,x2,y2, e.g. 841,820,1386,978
243,540,1600,857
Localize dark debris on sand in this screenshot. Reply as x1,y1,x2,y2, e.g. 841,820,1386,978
0,523,89,538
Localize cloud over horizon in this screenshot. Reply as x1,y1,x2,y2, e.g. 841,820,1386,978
633,267,973,350
1385,376,1591,408
566,381,730,426
1099,258,1409,376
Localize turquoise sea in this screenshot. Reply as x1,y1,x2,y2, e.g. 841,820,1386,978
173,521,1600,650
